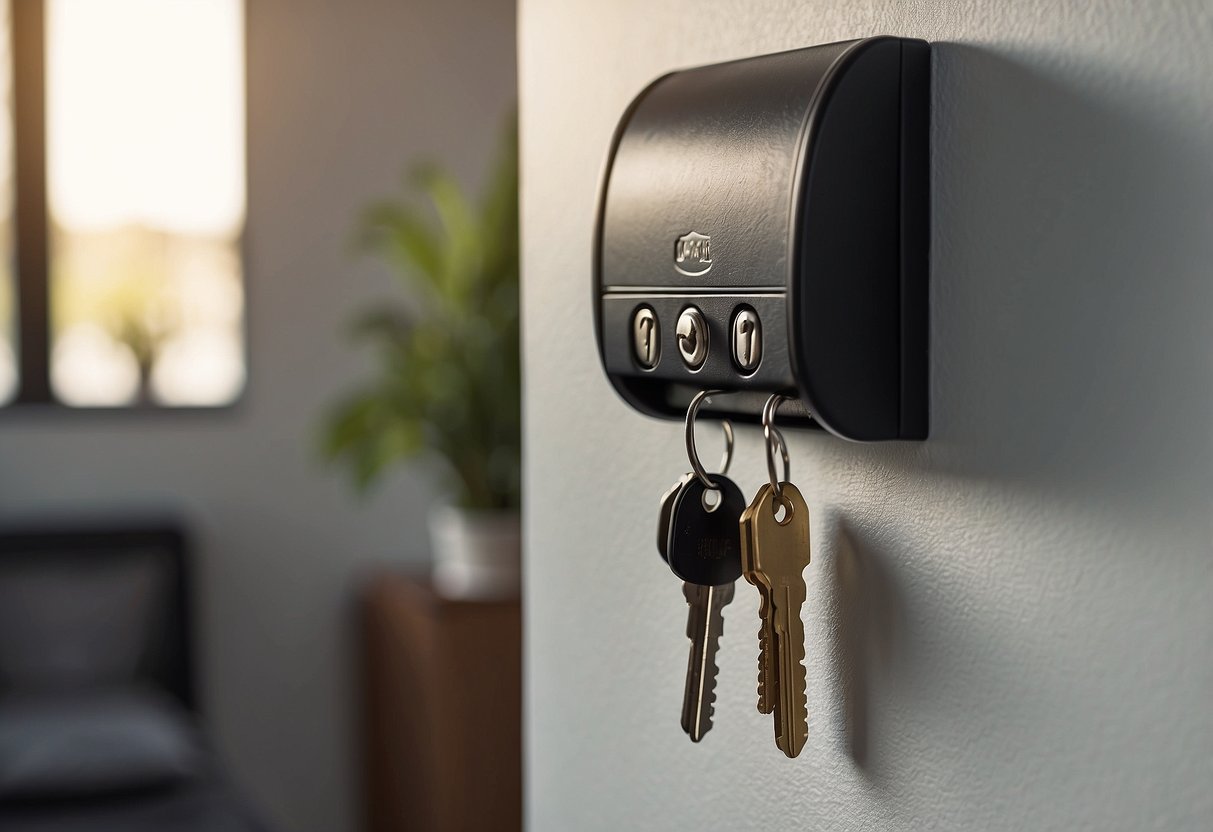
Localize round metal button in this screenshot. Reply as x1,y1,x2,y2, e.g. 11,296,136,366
676,307,709,370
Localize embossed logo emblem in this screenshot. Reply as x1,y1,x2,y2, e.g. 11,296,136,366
674,231,712,276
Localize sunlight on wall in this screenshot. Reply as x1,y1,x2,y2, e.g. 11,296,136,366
47,0,245,406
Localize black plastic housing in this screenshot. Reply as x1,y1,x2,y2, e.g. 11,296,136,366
594,37,930,440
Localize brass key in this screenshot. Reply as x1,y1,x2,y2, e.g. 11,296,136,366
742,481,810,758
739,424,789,719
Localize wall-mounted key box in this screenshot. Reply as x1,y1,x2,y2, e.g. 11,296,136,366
594,36,930,440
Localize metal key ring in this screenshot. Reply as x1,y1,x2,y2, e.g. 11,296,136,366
685,390,734,490
768,424,790,488
762,393,791,500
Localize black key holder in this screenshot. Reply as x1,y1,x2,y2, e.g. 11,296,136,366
594,36,931,441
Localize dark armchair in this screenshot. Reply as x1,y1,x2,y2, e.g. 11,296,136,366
0,521,271,832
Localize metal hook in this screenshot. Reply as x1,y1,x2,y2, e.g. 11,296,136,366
685,390,734,490
761,393,791,500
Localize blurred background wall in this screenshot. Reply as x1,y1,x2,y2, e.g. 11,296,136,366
521,0,1212,829
0,1,517,830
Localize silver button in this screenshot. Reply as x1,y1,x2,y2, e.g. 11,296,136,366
731,307,762,372
676,307,709,370
632,307,660,369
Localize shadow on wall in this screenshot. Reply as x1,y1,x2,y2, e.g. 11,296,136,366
917,43,1213,507
823,42,1213,781
826,519,902,780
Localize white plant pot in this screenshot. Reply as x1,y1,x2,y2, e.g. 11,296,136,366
429,506,521,599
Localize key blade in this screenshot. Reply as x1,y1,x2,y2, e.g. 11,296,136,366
682,581,709,640
680,582,734,742
740,496,778,716
773,583,808,757
680,583,711,740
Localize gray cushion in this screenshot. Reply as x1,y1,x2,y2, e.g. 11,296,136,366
0,687,203,802
0,553,163,691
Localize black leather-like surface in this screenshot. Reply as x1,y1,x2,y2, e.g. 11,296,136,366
595,37,930,440
600,44,849,291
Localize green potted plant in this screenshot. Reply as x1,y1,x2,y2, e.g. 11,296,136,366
323,120,520,597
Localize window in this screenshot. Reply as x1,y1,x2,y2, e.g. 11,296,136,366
2,0,245,408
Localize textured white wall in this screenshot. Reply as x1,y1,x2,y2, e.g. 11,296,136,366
520,2,1212,829
0,2,515,830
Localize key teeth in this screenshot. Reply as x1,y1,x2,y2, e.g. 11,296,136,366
701,628,723,709
755,593,777,716
756,626,771,714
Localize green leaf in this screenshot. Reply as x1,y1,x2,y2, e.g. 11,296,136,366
413,165,481,295
355,201,445,293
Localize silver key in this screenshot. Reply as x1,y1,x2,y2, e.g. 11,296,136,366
681,580,734,742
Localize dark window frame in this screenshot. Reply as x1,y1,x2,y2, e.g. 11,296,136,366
11,0,51,404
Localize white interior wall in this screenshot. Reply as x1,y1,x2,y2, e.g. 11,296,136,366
520,1,1212,829
0,2,516,830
